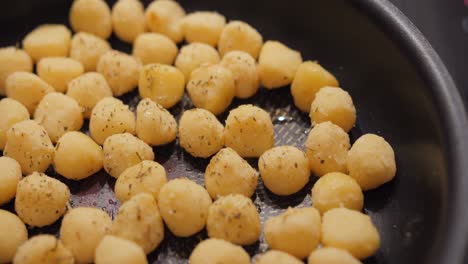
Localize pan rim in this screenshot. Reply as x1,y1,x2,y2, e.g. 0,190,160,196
352,0,468,263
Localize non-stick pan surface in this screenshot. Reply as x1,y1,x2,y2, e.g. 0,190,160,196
1,0,468,263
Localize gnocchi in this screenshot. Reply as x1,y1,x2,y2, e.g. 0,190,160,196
178,108,225,158
89,97,135,145
186,64,235,115
158,178,212,237
36,57,84,93
112,0,145,43
0,210,27,263
34,92,84,143
103,133,154,178
175,42,220,80
291,61,339,112
66,72,113,118
0,98,29,150
22,24,71,62
4,120,54,174
181,12,226,47
205,147,258,199
15,172,71,227
220,50,259,98
60,207,112,264
305,121,350,177
255,250,302,264
138,63,185,109
95,236,147,264
145,0,186,43
69,0,112,39
111,193,165,254
207,194,260,245
308,247,362,264
189,239,250,264
5,72,53,114
0,47,33,95
224,104,275,158
259,146,310,196
218,21,263,59
258,40,302,89
133,33,178,65
0,157,22,205
54,131,103,180
136,98,177,146
13,235,74,264
70,32,111,72
115,160,168,203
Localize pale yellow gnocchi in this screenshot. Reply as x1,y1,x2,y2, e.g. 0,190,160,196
145,0,186,43
22,24,71,62
112,0,145,43
220,50,259,98
207,194,260,245
218,21,263,59
0,210,27,263
178,108,225,158
308,247,362,264
0,47,33,95
0,98,29,150
158,178,212,237
111,193,164,254
95,236,147,264
34,92,84,143
224,104,275,158
255,250,303,264
103,133,154,178
3,120,54,174
181,12,226,47
70,32,111,72
0,157,22,206
136,98,177,146
138,64,185,109
60,207,112,264
36,57,84,93
189,239,250,264
133,33,178,65
15,172,71,227
70,0,112,39
205,147,258,199
54,131,103,180
175,42,220,80
13,235,74,264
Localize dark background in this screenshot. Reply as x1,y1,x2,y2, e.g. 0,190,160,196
390,0,468,106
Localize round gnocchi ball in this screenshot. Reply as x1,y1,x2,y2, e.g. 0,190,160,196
95,236,147,264
311,172,364,214
255,250,302,264
22,24,71,62
308,247,362,264
258,41,302,89
186,64,235,115
66,72,113,118
138,64,185,109
220,51,259,99
136,98,177,146
181,12,226,47
175,42,221,80
189,238,250,264
70,0,112,39
60,207,112,264
0,47,33,95
145,0,186,43
207,194,260,245
310,87,356,132
111,193,164,254
178,108,224,158
4,120,54,175
291,61,339,112
5,72,54,114
305,121,350,177
321,208,380,259
34,92,84,143
133,33,178,65
259,146,310,196
264,207,321,259
112,0,145,43
15,172,71,227
158,178,212,237
347,134,396,190
218,21,263,59
36,57,84,93
224,104,275,158
89,97,136,145
0,210,27,263
103,133,154,178
70,32,111,72
0,98,29,150
97,50,142,96
115,160,167,203
205,147,258,199
0,157,22,205
54,131,103,180
13,235,74,264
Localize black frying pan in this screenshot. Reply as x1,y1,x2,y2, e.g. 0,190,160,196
1,0,468,263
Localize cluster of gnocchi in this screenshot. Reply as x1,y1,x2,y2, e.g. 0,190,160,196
0,0,397,263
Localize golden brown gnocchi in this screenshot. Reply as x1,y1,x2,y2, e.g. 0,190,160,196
308,247,362,264
255,250,303,264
